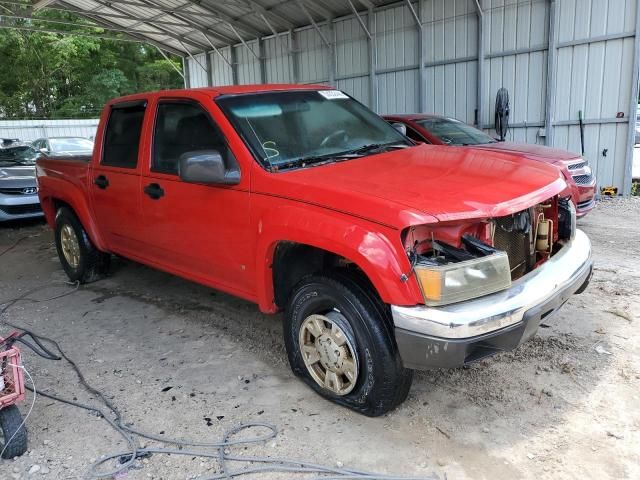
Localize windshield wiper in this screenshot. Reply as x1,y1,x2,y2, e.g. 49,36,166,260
275,142,409,171
277,154,337,170
341,142,407,157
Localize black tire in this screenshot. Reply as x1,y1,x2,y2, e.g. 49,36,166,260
54,207,110,283
284,271,413,416
0,405,27,459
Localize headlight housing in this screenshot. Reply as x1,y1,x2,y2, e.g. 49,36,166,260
415,252,512,306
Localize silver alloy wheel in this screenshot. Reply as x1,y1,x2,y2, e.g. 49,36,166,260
298,312,358,395
60,224,81,269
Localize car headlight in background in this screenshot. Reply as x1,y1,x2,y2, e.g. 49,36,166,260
415,252,512,306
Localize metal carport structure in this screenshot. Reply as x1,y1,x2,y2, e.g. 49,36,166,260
1,0,638,194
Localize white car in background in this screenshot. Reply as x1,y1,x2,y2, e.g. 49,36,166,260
0,140,42,222
31,136,94,157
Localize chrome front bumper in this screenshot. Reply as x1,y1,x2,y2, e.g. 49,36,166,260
392,229,593,369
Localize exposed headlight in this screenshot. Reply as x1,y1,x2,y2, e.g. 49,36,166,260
415,252,512,306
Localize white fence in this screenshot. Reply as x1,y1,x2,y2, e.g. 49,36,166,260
0,119,99,142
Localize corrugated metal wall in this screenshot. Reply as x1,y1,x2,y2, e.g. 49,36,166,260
0,119,99,142
552,0,637,194
185,0,639,194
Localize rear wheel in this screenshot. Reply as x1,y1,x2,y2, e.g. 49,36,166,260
54,207,110,283
0,405,27,459
284,272,412,416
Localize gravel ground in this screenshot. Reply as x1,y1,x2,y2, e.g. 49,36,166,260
0,198,639,480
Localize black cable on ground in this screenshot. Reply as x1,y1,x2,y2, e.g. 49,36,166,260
0,236,29,258
1,283,439,480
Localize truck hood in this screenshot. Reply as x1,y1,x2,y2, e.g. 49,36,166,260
255,144,567,226
0,165,37,189
470,141,580,164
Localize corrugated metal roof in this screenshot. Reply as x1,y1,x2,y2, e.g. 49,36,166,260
25,0,400,55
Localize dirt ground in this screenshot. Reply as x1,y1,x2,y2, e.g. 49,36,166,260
0,198,639,480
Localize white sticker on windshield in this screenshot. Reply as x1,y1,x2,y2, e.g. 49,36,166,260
318,90,349,100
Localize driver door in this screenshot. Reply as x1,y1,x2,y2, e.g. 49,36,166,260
140,98,254,297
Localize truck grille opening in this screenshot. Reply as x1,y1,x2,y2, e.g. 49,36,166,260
492,218,530,280
572,174,593,185
567,161,587,170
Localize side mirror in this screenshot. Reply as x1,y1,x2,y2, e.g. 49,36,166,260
178,150,240,185
391,122,407,136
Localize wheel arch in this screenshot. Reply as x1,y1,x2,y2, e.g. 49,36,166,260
254,205,423,313
40,186,107,252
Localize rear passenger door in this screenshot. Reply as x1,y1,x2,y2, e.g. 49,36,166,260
140,98,253,297
91,100,147,256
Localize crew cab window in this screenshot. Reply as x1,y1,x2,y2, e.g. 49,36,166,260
152,101,226,175
102,103,146,168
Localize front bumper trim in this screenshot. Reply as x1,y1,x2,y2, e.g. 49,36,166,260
392,228,592,342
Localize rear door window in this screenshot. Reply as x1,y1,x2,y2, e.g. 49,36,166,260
102,102,146,168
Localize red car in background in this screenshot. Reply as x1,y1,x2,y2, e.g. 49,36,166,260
384,114,597,217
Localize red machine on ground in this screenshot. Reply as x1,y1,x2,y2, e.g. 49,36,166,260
0,333,28,458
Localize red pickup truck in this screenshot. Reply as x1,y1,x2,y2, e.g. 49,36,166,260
36,85,593,416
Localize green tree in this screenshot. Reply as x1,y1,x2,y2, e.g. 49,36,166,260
0,9,183,119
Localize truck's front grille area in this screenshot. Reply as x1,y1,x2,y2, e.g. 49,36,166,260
572,174,594,185
0,204,42,215
567,161,587,170
493,218,529,280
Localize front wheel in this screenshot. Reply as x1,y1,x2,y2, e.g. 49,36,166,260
54,207,110,283
284,272,413,416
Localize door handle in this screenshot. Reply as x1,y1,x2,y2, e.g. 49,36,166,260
94,175,109,189
143,183,164,200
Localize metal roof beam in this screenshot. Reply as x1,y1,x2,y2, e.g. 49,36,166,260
0,20,158,43
257,10,291,53
357,0,374,9
301,0,333,21
184,0,263,38
3,0,186,54
40,4,193,28
155,45,184,78
295,0,329,46
238,0,295,30
32,0,56,11
347,0,370,39
83,0,235,46
72,0,232,23
0,11,170,36
119,0,238,44
73,0,212,51
199,31,233,68
473,0,483,16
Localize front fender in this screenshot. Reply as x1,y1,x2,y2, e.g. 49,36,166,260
254,203,424,313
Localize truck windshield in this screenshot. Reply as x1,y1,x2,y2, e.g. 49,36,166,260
416,118,496,146
216,90,411,170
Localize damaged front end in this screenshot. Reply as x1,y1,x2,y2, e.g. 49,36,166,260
391,196,591,370
403,195,576,307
